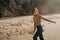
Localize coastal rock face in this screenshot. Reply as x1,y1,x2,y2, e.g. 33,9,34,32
0,0,45,17
0,0,60,17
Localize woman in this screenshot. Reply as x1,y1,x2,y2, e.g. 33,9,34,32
32,7,56,40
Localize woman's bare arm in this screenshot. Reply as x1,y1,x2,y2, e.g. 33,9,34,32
33,17,36,33
33,23,36,33
40,15,56,23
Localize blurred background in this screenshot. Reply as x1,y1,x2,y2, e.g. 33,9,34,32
0,0,60,17
0,0,60,40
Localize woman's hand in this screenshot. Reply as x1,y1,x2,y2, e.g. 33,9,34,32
52,21,56,24
33,30,35,33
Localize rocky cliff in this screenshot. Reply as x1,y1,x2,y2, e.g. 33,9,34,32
0,0,60,17
0,0,45,17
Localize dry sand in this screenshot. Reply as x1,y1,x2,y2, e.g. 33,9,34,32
0,14,60,40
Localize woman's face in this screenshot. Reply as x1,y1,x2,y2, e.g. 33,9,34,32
34,8,39,15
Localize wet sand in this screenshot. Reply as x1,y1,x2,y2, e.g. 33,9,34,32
0,14,60,40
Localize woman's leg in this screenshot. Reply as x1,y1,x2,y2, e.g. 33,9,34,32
33,31,39,40
39,33,44,40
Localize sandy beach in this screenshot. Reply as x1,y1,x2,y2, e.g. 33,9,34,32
0,14,60,40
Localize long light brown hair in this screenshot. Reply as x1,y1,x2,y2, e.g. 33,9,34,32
32,8,39,14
